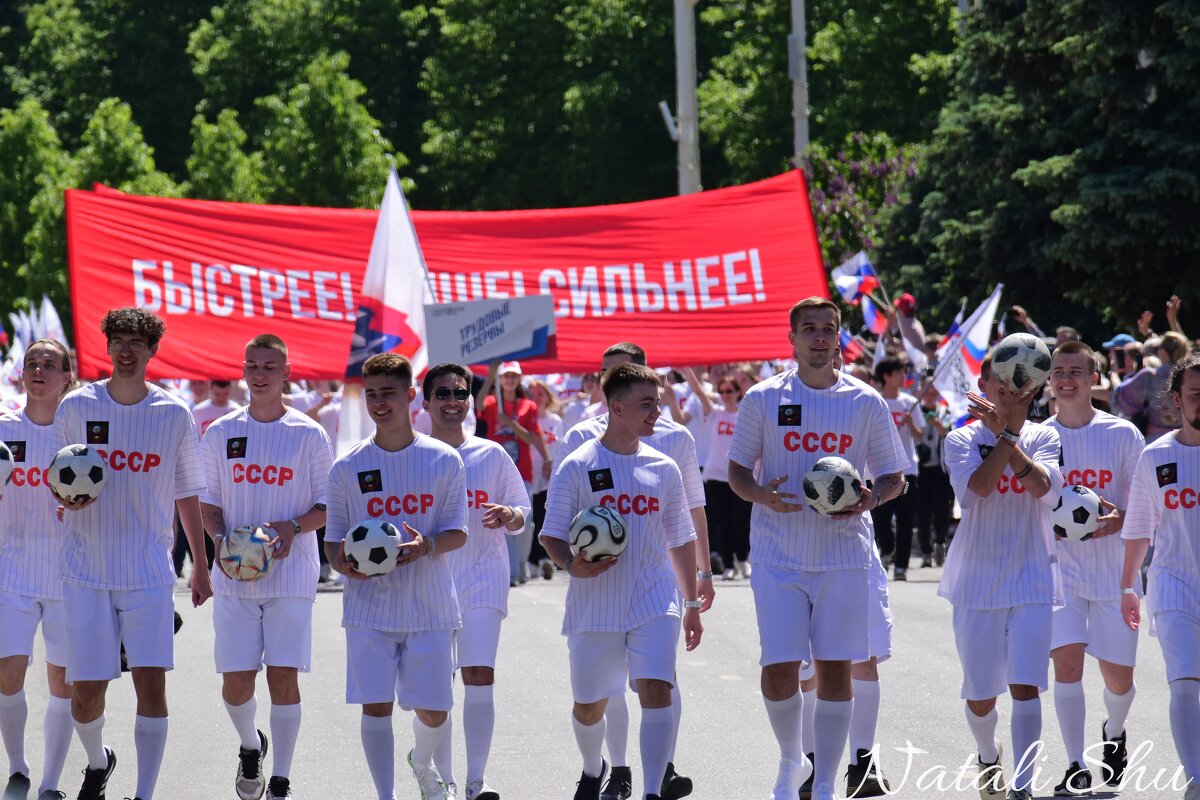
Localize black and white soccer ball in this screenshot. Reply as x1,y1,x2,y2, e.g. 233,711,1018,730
47,444,107,503
569,505,628,561
803,456,863,516
345,519,404,577
218,525,274,582
991,333,1052,392
1052,484,1102,542
0,441,12,493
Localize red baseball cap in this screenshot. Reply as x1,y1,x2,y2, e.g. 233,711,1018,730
894,293,917,315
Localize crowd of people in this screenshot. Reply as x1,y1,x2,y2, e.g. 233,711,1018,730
0,291,1198,800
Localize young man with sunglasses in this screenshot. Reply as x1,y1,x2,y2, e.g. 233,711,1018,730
53,307,211,800
423,363,530,800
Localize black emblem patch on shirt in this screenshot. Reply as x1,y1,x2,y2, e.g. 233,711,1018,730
358,469,383,494
589,468,614,492
4,441,25,462
226,436,247,459
978,444,993,459
777,404,803,426
86,421,108,445
1157,462,1178,487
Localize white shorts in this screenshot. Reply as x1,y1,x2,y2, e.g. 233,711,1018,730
1154,611,1200,683
855,561,893,665
455,607,503,670
214,595,314,673
345,627,453,710
751,563,869,666
1051,594,1138,667
62,583,174,682
0,593,68,667
568,616,679,704
952,604,1052,700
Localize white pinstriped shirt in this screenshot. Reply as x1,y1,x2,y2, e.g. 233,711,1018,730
325,434,467,633
0,410,65,599
52,381,205,590
201,406,333,600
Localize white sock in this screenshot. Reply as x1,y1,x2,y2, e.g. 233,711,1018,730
73,714,108,770
1169,680,1200,781
849,679,880,759
0,689,29,777
813,699,853,790
432,713,455,787
666,684,682,763
224,696,260,750
573,716,606,778
1054,681,1086,766
40,696,73,794
604,691,629,766
270,702,301,779
800,688,816,757
763,692,804,762
134,714,169,800
965,704,999,763
463,684,495,783
1103,684,1136,739
411,716,446,770
640,707,673,800
361,715,395,800
1010,697,1042,791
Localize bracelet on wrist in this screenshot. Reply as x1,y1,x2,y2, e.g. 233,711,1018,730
564,556,575,577
1014,463,1033,480
683,599,703,609
697,570,713,580
425,535,437,556
1122,586,1138,595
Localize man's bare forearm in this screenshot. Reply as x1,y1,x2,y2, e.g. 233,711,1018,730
872,473,904,505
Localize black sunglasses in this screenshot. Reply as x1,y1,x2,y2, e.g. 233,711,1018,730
432,387,471,401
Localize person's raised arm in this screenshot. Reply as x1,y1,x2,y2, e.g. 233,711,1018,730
681,367,713,418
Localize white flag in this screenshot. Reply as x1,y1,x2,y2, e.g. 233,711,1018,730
933,284,1004,427
40,295,66,346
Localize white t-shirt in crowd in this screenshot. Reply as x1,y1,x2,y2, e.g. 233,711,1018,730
325,434,467,633
191,399,240,437
560,395,593,435
701,407,739,483
530,411,563,495
200,406,333,600
1122,431,1200,620
726,370,908,572
52,381,206,590
940,421,1064,609
1046,411,1144,601
884,393,925,476
0,410,65,599
445,436,531,617
541,438,694,634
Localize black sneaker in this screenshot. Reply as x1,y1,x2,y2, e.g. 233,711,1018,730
845,749,891,798
660,761,692,800
76,747,116,800
598,764,629,800
798,752,815,800
1098,720,1128,786
3,773,30,800
235,730,269,800
934,542,946,566
921,555,934,568
574,760,608,800
893,567,907,581
1053,762,1091,796
265,777,291,800
37,792,66,800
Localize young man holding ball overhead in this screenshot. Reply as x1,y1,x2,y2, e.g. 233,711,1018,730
539,363,702,800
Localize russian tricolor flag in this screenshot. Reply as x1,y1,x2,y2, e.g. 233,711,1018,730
839,328,863,362
831,251,880,306
861,296,889,335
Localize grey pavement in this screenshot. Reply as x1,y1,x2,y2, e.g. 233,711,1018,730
17,566,1185,799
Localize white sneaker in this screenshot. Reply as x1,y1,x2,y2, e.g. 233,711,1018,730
1006,789,1032,800
740,560,752,578
811,782,837,800
977,742,1005,800
408,749,451,800
771,756,812,799
444,782,457,799
723,567,737,581
465,778,499,800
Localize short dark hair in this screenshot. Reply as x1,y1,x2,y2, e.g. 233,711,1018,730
211,380,232,388
363,353,413,387
1052,340,1098,373
1055,326,1080,342
789,297,840,331
101,307,165,347
874,356,906,382
422,362,472,398
246,333,288,358
601,363,661,402
1168,352,1200,396
602,342,647,366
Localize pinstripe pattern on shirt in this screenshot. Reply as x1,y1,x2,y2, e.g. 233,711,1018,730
0,410,65,599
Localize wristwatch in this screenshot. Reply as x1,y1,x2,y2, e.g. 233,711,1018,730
683,599,703,609
999,429,1020,445
289,518,301,535
1122,587,1138,595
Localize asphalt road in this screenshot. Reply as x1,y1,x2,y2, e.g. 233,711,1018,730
16,566,1186,799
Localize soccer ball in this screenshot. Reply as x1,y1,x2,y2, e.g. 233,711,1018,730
0,441,12,491
47,444,107,503
1052,484,1102,541
344,519,404,577
569,505,628,561
803,457,863,516
991,333,1052,392
218,525,274,582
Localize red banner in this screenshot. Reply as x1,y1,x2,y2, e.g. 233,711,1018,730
65,171,826,379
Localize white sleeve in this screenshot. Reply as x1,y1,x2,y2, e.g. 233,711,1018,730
541,460,580,543
663,466,695,549
909,398,927,432
865,396,909,478
199,427,222,507
674,431,705,510
726,391,764,470
323,464,351,543
309,428,334,508
1030,427,1064,508
173,411,207,500
1116,427,1146,511
945,430,986,510
499,454,532,537
1121,453,1159,542
435,453,468,535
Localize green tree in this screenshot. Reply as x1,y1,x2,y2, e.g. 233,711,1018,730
186,110,268,203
